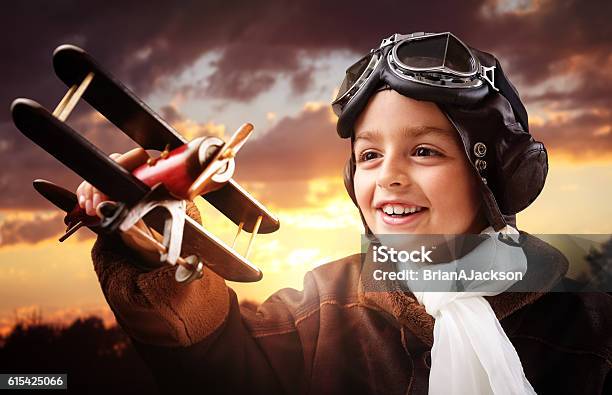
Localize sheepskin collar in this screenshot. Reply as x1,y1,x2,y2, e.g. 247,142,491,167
357,232,569,346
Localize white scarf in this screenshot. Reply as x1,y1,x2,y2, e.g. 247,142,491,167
405,225,537,395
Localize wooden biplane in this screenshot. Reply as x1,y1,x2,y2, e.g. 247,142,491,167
11,45,279,283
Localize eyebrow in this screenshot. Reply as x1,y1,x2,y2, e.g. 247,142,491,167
354,126,455,142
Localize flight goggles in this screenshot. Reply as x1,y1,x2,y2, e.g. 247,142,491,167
332,32,527,138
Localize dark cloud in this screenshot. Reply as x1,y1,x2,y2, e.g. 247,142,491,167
205,43,298,100
476,0,612,86
1,0,610,211
290,66,315,96
1,0,609,108
0,0,524,118
2,1,255,122
197,0,487,100
0,212,65,246
522,51,612,111
0,209,95,247
234,106,350,182
206,67,276,101
159,105,182,124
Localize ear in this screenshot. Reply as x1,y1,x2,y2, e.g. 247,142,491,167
498,139,548,215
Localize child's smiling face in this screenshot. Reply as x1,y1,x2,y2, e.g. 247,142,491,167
353,90,487,235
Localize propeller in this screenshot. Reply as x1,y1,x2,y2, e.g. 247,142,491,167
187,123,254,200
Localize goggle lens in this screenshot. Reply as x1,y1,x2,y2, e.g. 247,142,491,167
395,33,475,74
443,35,474,73
395,35,447,69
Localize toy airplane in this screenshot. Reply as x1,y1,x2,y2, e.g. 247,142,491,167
11,45,279,283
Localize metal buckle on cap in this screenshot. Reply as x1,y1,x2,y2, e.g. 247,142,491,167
481,65,499,91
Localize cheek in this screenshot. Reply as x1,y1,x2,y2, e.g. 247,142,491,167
353,170,375,213
418,163,481,229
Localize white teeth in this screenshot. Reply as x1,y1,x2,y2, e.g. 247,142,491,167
381,204,422,215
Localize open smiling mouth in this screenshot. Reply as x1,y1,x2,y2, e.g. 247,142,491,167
377,204,427,225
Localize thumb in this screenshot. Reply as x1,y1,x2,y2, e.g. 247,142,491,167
112,148,149,171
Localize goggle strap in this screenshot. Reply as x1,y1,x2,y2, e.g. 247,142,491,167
378,32,428,50
493,59,529,133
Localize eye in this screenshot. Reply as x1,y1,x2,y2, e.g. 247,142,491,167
358,150,381,162
413,146,442,157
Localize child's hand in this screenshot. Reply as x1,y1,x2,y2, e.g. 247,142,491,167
88,175,225,348
75,148,149,216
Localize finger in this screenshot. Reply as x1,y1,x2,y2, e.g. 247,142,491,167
116,148,149,171
84,182,94,203
92,192,102,215
77,182,86,208
84,183,96,216
85,199,94,216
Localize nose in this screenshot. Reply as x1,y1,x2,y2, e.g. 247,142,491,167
376,153,412,189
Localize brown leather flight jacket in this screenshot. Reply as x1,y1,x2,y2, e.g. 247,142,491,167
91,207,612,395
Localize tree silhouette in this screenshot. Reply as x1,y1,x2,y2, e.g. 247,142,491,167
0,316,158,394
0,298,263,394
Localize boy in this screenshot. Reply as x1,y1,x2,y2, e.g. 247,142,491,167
81,32,611,394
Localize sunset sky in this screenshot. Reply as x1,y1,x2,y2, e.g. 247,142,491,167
1,0,611,334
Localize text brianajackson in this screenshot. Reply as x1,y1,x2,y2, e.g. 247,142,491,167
373,269,524,282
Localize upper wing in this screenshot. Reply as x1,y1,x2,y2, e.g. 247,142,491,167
53,45,279,234
12,98,149,206
53,45,187,151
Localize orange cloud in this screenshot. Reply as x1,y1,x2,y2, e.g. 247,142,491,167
530,110,612,162
0,211,65,247
160,104,226,140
